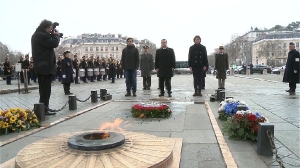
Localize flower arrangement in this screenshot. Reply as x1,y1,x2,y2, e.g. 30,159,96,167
222,110,267,141
131,103,172,118
218,98,249,121
0,108,41,135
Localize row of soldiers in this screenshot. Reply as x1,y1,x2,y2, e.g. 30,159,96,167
55,54,124,84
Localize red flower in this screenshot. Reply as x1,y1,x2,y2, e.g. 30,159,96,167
247,114,256,121
254,125,259,132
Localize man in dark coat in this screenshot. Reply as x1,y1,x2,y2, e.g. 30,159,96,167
31,19,60,115
215,46,229,89
61,51,74,95
283,42,300,93
121,38,139,97
188,35,208,96
155,39,176,97
140,45,154,90
72,54,80,84
22,54,31,85
4,56,12,85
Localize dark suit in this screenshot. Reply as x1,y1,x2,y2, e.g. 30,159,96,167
188,44,208,93
155,47,176,94
61,57,74,94
283,49,300,91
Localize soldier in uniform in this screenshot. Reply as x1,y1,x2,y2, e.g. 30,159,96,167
155,39,176,97
29,57,37,83
72,54,80,84
109,58,117,83
283,42,300,93
140,45,154,90
188,35,208,96
79,56,88,83
215,46,229,89
61,51,74,95
4,56,13,85
18,56,24,83
87,56,95,82
22,54,31,85
56,55,62,82
94,56,100,81
101,58,108,81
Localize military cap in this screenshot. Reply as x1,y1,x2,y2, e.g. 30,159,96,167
143,45,149,49
289,42,295,46
63,50,70,56
219,46,224,49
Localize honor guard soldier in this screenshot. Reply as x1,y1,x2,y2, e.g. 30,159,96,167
140,45,154,90
87,56,95,82
72,54,80,84
79,56,88,83
56,55,62,82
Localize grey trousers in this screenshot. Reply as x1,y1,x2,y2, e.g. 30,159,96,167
218,79,225,88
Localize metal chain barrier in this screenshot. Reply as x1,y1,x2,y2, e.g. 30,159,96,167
46,101,69,112
75,94,91,102
267,130,285,168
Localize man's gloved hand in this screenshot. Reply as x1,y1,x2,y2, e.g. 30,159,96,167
294,70,297,73
73,74,76,78
62,75,66,78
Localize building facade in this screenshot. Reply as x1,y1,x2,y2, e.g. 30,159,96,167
252,31,300,66
55,33,157,60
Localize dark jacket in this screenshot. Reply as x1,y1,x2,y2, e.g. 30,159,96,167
31,26,60,75
140,53,154,77
188,44,208,68
4,61,12,75
61,57,74,84
215,53,229,80
22,59,30,69
155,48,176,77
121,45,139,70
72,59,79,69
283,49,300,83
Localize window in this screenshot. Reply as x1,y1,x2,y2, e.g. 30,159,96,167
101,47,103,51
90,47,93,51
296,42,299,47
116,54,118,58
85,47,88,51
111,47,114,50
116,47,118,51
283,43,286,47
96,47,99,51
105,47,108,51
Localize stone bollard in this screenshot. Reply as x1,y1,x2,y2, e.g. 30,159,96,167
69,95,77,110
237,105,247,111
100,89,107,99
219,91,225,102
257,123,274,156
230,69,234,76
91,90,98,103
102,94,112,101
263,69,267,75
34,103,45,121
246,69,250,75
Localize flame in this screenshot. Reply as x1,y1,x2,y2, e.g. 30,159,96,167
99,118,123,132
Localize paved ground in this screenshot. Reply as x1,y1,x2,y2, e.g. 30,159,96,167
0,73,299,168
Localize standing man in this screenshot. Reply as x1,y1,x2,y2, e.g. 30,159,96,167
283,42,300,93
121,38,139,97
140,45,154,90
61,51,74,95
249,62,253,74
188,35,208,96
215,46,229,89
4,56,12,85
31,19,60,115
155,39,176,97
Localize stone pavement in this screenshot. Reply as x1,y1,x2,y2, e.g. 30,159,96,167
0,73,299,167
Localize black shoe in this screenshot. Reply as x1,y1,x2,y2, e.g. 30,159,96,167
125,92,131,97
45,111,56,115
287,90,295,93
65,93,73,95
143,88,146,90
201,87,205,90
75,82,80,84
147,87,151,90
168,94,172,97
91,81,95,82
84,81,88,83
159,93,164,97
285,89,291,92
133,92,137,97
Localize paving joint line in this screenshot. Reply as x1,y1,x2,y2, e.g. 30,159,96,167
204,101,237,168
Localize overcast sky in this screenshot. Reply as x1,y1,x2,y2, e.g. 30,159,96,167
0,0,299,60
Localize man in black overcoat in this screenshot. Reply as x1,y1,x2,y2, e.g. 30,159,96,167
155,39,176,97
283,42,300,93
188,35,208,96
31,19,60,115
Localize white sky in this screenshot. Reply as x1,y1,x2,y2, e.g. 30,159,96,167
0,0,299,61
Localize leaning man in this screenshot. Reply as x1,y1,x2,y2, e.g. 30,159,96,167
283,42,300,93
31,19,60,115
